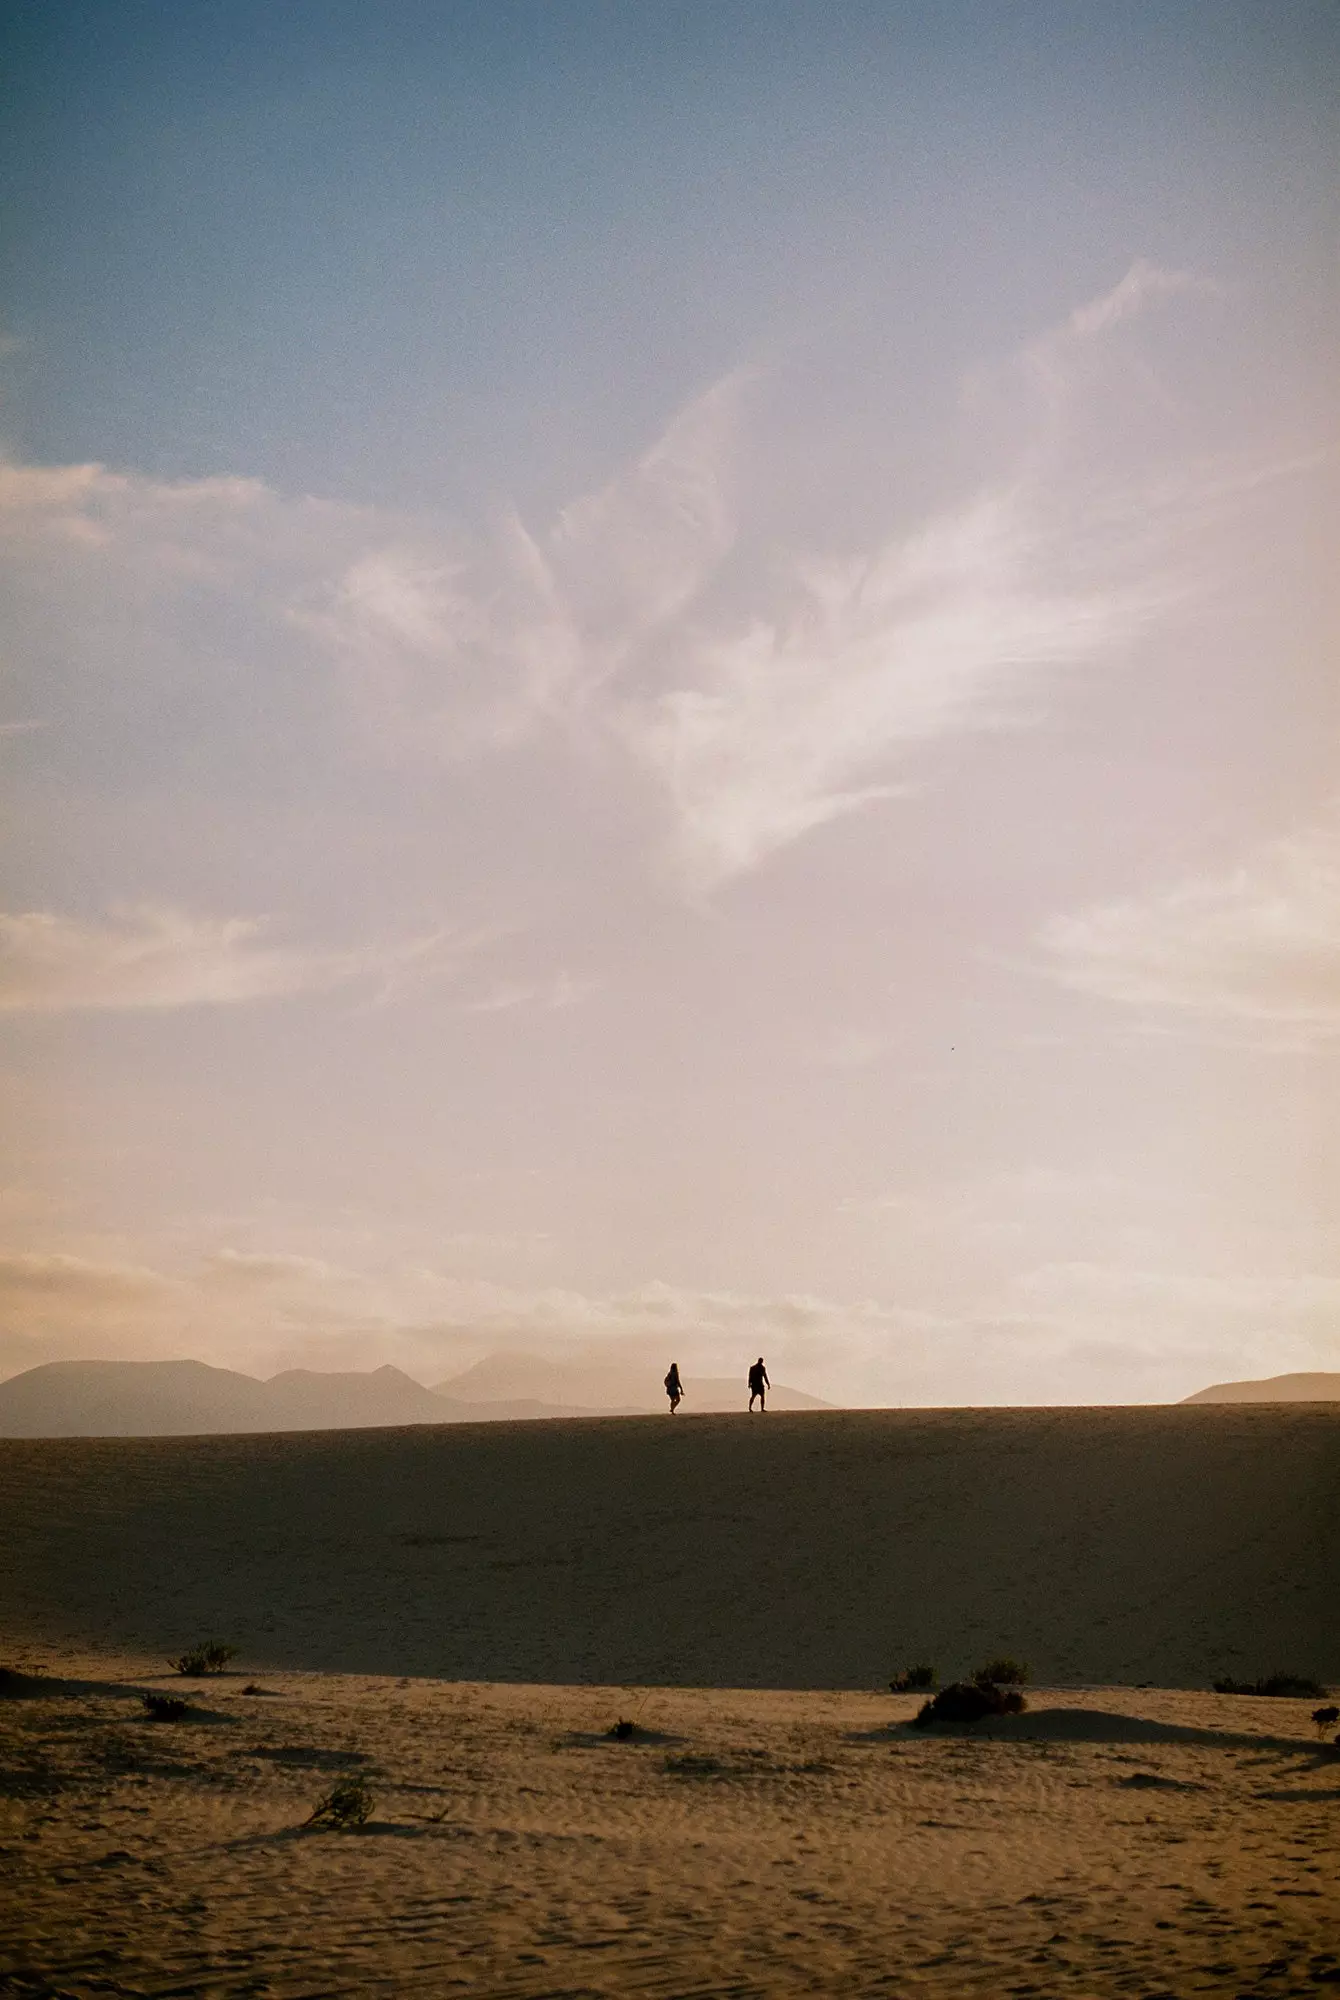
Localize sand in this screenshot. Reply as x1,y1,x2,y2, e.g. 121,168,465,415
2,1656,1337,1997
0,1407,1335,1685
2,1407,1337,1994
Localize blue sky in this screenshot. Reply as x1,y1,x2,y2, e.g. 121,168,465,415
1,2,1337,1400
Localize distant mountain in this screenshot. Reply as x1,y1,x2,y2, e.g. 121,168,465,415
434,1350,832,1414
0,1359,273,1436
261,1366,452,1430
0,1359,468,1438
1182,1371,1340,1405
0,1352,833,1437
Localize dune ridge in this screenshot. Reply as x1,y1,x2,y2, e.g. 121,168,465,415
1,1404,1334,1689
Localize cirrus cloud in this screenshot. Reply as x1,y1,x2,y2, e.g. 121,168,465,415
0,906,470,1012
1039,803,1340,1046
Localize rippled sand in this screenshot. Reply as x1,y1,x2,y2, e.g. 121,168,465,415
1,1406,1336,1993
2,1657,1337,1997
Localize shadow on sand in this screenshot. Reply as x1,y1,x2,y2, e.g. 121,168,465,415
560,1725,686,1748
849,1707,1340,1761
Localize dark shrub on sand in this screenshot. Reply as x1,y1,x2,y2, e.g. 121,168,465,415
170,1642,236,1677
889,1665,937,1693
303,1776,374,1829
913,1679,1027,1726
142,1692,190,1720
972,1657,1028,1689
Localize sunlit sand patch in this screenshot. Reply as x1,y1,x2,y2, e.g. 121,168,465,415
2,1653,1337,1997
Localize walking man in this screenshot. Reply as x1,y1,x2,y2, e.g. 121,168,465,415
747,1356,770,1411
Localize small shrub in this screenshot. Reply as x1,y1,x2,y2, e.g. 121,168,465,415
1311,1705,1339,1740
972,1657,1028,1689
303,1776,374,1829
142,1692,189,1721
143,1692,188,1720
608,1718,636,1740
170,1642,237,1677
1212,1673,1326,1698
912,1680,1027,1727
889,1664,937,1693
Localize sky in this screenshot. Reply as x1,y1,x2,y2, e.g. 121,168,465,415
1,0,1337,1403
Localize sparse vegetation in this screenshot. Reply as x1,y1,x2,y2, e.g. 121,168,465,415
608,1718,636,1740
170,1642,237,1677
1311,1705,1338,1740
303,1775,374,1829
972,1657,1028,1689
911,1658,1030,1728
912,1679,1027,1725
1212,1673,1326,1698
889,1664,937,1693
142,1692,190,1721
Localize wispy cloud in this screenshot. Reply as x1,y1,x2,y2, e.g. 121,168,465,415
461,970,593,1014
1039,803,1340,1046
613,265,1215,895
619,483,1152,892
0,1250,176,1302
0,268,1273,918
1058,259,1203,347
0,907,470,1012
299,371,745,759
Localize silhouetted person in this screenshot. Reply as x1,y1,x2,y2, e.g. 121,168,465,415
664,1361,683,1414
748,1356,770,1411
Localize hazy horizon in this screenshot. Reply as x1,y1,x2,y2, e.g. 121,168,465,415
2,2,1337,1405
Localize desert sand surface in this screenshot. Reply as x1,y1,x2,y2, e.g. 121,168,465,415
2,1653,1337,1998
0,1407,1335,1687
2,1408,1336,1996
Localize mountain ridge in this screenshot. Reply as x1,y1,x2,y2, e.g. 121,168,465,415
1180,1370,1340,1404
0,1356,830,1436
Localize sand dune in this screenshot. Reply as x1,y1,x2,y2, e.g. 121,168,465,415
1,1405,1334,1688
3,1407,1336,1995
2,1658,1336,1997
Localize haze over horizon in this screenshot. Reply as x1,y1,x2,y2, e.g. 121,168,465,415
2,2,1337,1405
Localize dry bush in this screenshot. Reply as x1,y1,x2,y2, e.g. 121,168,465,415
142,1693,189,1721
913,1679,1027,1726
889,1664,937,1693
972,1657,1028,1689
303,1776,374,1829
169,1642,237,1677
